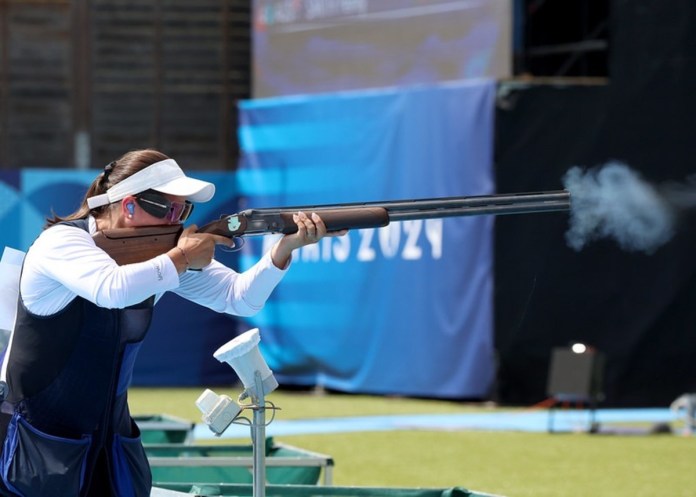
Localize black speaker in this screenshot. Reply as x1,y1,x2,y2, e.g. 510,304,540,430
546,348,605,401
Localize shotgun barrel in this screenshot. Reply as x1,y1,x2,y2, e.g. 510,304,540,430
200,190,571,237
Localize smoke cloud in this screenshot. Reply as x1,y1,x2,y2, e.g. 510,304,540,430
659,175,696,211
562,162,677,253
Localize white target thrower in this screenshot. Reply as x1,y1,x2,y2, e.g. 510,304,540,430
213,327,279,400
195,328,278,436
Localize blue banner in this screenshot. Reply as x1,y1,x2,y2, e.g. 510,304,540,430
237,80,497,398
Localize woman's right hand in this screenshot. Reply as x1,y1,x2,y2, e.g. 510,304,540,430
168,224,233,272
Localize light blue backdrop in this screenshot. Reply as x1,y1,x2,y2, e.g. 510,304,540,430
237,80,497,398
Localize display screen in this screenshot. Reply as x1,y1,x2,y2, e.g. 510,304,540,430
253,0,512,98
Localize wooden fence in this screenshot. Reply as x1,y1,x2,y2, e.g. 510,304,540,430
0,0,250,170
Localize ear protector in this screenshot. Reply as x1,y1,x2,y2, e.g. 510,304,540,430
126,203,135,215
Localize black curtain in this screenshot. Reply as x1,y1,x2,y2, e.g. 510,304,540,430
494,0,696,407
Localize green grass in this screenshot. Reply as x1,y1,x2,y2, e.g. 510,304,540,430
129,387,696,497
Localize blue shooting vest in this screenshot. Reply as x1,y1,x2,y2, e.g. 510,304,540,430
0,219,154,497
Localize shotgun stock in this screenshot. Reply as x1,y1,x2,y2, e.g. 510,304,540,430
92,225,183,266
92,190,570,265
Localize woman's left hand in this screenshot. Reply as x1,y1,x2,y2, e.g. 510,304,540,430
270,211,347,269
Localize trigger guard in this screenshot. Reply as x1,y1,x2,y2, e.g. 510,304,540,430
219,237,245,252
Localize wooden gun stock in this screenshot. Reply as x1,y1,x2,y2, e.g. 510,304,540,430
92,225,182,266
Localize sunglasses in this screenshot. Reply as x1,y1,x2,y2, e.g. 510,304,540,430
135,190,194,223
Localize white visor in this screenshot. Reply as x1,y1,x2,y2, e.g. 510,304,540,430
86,159,215,209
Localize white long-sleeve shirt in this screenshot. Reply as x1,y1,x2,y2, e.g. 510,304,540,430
20,217,287,317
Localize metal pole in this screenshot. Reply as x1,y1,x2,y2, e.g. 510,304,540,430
72,0,92,169
251,371,266,497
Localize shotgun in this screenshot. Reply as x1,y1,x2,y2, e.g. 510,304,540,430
92,190,571,265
